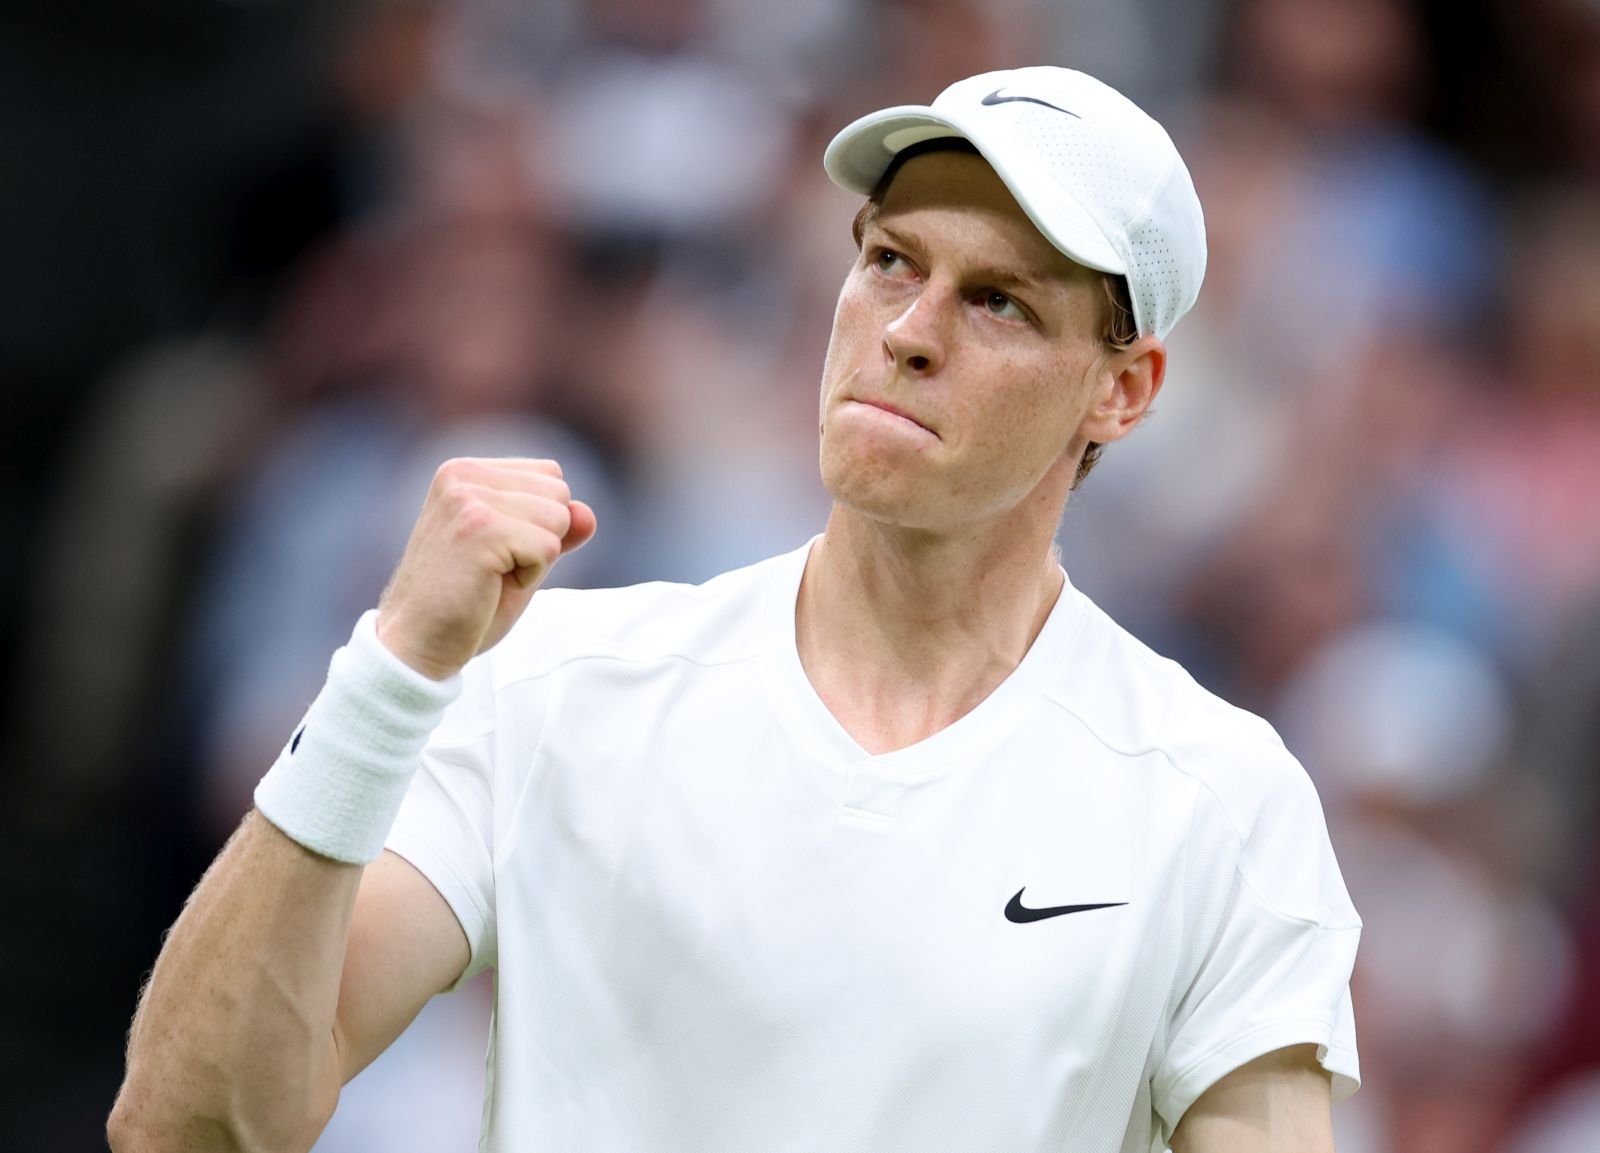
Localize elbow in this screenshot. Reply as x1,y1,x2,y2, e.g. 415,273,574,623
106,1084,228,1153
105,1096,135,1153
107,1079,330,1153
107,1114,246,1153
106,1089,195,1153
107,1080,167,1153
110,1036,340,1153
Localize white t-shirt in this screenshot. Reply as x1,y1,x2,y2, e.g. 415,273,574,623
386,539,1361,1153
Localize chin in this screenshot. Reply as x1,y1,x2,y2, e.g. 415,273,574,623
820,462,897,514
821,459,948,530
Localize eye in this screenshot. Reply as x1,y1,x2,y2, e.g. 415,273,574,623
870,247,912,277
981,290,1026,321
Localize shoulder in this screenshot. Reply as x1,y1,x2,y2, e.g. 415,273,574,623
1046,589,1320,840
482,546,796,688
1050,589,1357,928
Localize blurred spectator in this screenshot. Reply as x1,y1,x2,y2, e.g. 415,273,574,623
1519,598,1600,905
188,200,622,844
1427,192,1600,664
1220,0,1497,379
1056,0,1499,660
1504,1068,1600,1153
228,0,450,317
1277,622,1576,1153
7,338,275,811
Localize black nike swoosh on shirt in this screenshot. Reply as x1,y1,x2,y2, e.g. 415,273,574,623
1004,888,1127,923
981,89,1081,118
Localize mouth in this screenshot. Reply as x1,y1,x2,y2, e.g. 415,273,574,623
845,398,939,439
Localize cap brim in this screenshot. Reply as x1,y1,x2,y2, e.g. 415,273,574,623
823,105,1126,276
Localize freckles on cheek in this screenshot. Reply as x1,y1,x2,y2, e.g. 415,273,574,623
973,366,1073,469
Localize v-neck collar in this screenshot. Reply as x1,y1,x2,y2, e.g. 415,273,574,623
759,536,1087,777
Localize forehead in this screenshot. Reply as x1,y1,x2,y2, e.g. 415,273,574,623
870,150,1095,287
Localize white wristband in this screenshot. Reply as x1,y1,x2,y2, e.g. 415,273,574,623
254,610,464,864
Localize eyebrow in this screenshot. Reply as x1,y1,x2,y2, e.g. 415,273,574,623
869,220,1061,294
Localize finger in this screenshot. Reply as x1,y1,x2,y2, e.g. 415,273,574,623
472,488,573,541
560,500,598,556
464,456,563,479
480,510,565,588
457,464,572,505
433,458,566,501
473,458,567,488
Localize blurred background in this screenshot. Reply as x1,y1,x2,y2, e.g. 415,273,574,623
2,0,1599,1149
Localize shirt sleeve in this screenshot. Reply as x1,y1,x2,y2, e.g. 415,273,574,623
1150,743,1362,1141
383,651,504,988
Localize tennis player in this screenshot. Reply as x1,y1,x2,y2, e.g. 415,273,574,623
111,67,1360,1153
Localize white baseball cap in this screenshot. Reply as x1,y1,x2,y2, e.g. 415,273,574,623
824,67,1207,340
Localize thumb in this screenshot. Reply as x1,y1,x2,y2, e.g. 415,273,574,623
560,500,598,556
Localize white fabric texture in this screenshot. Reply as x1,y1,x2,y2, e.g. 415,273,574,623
255,610,463,864
385,540,1359,1151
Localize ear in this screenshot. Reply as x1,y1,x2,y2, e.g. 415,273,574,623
1077,335,1166,445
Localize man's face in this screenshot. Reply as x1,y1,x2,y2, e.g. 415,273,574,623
817,150,1116,532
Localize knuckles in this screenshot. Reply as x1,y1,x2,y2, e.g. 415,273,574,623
432,456,563,486
422,457,577,572
430,460,573,511
452,500,497,538
387,458,579,653
432,457,478,492
531,528,564,567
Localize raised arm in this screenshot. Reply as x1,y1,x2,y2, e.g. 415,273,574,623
1169,1044,1336,1153
108,458,595,1152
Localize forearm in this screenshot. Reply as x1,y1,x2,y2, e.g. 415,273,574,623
110,810,362,1153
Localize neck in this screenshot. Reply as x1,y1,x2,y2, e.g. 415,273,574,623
796,504,1066,755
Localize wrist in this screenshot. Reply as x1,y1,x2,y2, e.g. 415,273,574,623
254,611,464,864
374,609,466,683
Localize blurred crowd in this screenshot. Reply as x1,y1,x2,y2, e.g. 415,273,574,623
2,0,1599,1149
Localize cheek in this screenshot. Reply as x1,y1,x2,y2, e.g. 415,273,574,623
968,355,1067,438
831,274,879,348
953,359,1093,489
819,277,878,400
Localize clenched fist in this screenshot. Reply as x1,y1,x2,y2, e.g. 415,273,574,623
375,457,597,680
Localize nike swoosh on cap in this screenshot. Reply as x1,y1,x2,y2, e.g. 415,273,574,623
980,89,1081,118
1004,888,1127,923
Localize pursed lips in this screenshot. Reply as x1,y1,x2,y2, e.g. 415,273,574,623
847,397,939,438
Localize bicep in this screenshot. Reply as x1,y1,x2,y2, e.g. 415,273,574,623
331,849,472,1083
1169,1044,1335,1153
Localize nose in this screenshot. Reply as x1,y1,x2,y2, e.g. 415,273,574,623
882,288,948,376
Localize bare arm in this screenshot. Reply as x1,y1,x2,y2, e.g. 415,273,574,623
108,458,597,1152
108,813,467,1152
1169,1044,1336,1153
